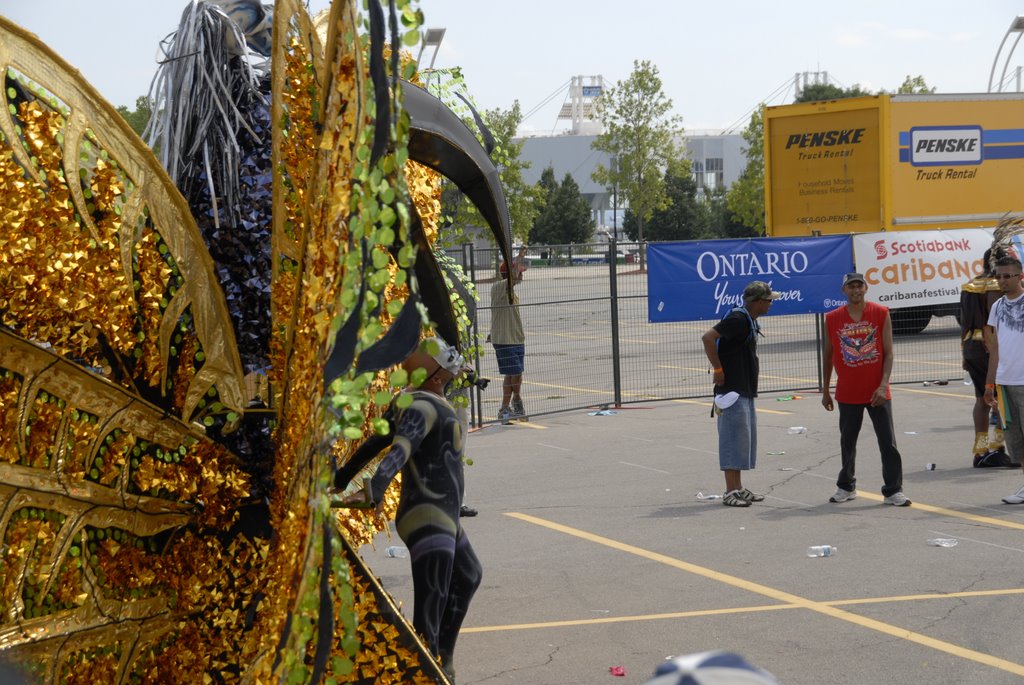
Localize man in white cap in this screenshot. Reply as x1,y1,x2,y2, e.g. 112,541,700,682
822,272,910,506
334,337,481,679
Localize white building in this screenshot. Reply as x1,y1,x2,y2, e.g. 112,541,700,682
516,131,749,236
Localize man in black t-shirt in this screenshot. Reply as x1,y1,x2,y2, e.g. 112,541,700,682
701,281,779,507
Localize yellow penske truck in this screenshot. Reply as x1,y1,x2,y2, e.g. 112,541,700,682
764,93,1024,332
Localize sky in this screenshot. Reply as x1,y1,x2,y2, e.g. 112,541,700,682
3,0,1024,136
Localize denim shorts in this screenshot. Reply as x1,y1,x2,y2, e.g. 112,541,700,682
493,344,525,375
717,396,757,470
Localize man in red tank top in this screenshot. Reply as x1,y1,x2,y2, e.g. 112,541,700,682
821,272,911,506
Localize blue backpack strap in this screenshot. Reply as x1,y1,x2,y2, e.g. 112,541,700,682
715,306,757,351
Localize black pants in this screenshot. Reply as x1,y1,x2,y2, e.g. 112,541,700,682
406,525,482,665
836,400,904,497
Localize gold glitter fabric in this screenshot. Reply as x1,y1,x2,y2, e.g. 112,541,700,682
0,17,246,423
0,331,258,684
337,535,450,684
0,1,456,683
270,0,324,406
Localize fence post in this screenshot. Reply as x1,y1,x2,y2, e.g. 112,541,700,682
609,239,623,408
814,312,824,392
468,243,483,428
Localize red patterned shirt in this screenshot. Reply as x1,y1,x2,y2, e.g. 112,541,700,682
826,301,891,404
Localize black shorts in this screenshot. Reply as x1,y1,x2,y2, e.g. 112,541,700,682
963,343,989,398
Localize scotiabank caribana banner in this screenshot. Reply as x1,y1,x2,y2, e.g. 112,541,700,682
852,228,993,307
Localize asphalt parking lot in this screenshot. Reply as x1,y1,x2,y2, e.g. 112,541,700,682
361,381,1024,684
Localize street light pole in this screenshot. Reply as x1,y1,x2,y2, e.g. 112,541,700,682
988,16,1024,91
416,27,447,88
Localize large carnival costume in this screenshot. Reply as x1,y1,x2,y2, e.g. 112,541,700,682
0,1,511,682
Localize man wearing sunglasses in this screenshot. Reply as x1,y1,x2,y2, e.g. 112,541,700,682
701,281,779,507
984,254,1024,504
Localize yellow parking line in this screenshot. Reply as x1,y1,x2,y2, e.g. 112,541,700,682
463,588,1024,634
854,491,1024,531
505,513,1024,677
538,331,658,345
892,386,974,400
830,588,1024,606
462,603,799,633
656,364,818,386
511,421,547,430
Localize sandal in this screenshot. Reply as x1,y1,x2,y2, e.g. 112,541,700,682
723,490,752,507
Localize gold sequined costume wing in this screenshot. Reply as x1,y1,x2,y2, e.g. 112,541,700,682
0,16,247,422
0,13,272,684
0,0,513,682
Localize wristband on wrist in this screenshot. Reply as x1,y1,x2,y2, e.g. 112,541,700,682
713,367,723,373
985,384,996,389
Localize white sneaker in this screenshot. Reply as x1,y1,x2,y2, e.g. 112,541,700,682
829,488,857,503
883,492,911,506
1002,485,1024,504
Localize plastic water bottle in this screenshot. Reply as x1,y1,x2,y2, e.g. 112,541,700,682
385,546,408,558
787,427,807,435
927,538,958,548
806,545,836,557
696,492,722,501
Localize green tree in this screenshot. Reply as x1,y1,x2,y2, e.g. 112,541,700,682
525,166,558,243
896,74,935,94
529,172,594,244
622,159,706,241
795,82,871,103
537,165,558,205
592,60,683,269
116,96,152,138
725,107,766,234
706,186,758,239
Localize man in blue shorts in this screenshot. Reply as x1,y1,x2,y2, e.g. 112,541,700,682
700,281,778,506
490,260,526,424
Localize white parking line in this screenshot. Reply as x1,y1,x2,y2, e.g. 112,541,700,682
674,444,716,455
927,530,1024,553
618,461,672,475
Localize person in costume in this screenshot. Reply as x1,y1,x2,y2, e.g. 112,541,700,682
960,249,1015,467
335,338,482,679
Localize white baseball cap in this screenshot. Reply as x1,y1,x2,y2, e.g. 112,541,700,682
424,337,464,375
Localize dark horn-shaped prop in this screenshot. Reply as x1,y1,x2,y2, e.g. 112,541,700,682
402,81,514,278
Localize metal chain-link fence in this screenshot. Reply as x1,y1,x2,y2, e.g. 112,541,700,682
446,242,964,426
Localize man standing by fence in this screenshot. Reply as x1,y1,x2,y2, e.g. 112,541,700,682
701,281,778,507
490,260,526,424
984,254,1024,504
821,272,911,507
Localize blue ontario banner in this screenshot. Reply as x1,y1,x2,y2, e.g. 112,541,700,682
647,236,855,322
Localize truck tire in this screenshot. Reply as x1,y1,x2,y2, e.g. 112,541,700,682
890,306,932,335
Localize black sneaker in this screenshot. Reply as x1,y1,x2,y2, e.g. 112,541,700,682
459,505,478,517
975,449,1019,468
511,398,528,421
723,490,752,507
737,487,765,502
